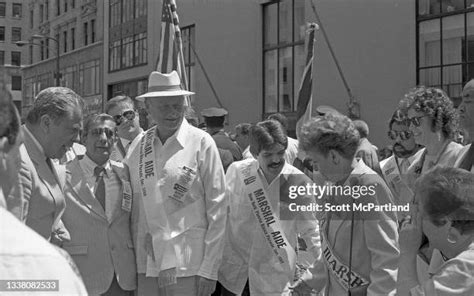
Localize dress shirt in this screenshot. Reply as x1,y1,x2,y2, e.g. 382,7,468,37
285,136,299,165
125,119,226,280
242,146,253,159
79,154,121,221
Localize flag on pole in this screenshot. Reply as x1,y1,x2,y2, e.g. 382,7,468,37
157,0,190,105
295,23,318,140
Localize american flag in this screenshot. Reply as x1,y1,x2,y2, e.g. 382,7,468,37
157,0,190,104
295,23,318,140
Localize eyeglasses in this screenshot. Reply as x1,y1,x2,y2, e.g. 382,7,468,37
90,127,115,139
388,130,412,141
113,110,135,126
408,115,428,127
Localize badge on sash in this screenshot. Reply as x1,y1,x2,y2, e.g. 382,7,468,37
122,180,133,212
168,165,196,203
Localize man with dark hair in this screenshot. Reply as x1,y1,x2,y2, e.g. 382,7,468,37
62,113,137,295
456,79,474,171
381,109,424,210
106,95,143,162
201,107,242,171
353,119,383,175
218,119,321,295
234,123,252,159
267,113,299,165
9,87,83,244
292,113,399,296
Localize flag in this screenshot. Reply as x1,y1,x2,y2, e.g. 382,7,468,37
157,0,190,105
295,23,318,140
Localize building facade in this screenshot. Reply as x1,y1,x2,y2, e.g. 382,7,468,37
21,0,103,117
0,0,32,113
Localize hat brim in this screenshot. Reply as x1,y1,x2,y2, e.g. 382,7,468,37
136,90,195,101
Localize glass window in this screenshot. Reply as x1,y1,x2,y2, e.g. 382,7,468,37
0,51,4,65
71,27,75,50
45,0,49,20
56,0,60,15
12,3,21,18
72,0,75,9
64,0,67,12
91,19,95,43
11,27,21,43
11,51,21,66
0,3,5,17
11,76,22,91
0,27,5,41
84,22,88,46
40,5,44,23
263,0,306,115
63,30,67,52
182,25,195,91
30,10,34,28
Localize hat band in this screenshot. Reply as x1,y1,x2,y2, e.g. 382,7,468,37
147,84,183,92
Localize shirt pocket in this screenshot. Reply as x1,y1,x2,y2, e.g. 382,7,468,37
63,245,88,255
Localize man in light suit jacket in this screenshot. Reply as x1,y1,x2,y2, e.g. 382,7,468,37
7,87,83,244
62,113,137,296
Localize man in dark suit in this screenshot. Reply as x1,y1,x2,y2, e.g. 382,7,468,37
201,107,242,171
8,87,83,244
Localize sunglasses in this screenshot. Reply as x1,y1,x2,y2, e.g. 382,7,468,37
408,115,428,127
113,110,135,126
388,130,413,141
90,127,115,139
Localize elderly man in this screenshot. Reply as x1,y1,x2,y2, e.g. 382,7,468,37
218,120,321,295
106,95,144,162
62,114,137,295
291,113,399,296
8,87,83,244
126,71,227,296
456,79,474,171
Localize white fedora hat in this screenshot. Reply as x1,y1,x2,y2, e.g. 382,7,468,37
136,71,194,101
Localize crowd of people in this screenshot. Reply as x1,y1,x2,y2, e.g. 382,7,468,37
0,69,473,296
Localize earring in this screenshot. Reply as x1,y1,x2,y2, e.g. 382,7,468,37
447,233,457,244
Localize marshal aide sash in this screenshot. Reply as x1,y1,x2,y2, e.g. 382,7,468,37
238,161,297,270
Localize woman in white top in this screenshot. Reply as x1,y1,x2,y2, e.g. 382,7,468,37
398,166,474,296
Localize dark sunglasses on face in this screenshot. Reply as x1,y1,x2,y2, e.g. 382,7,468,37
90,127,115,139
113,110,135,126
388,130,413,141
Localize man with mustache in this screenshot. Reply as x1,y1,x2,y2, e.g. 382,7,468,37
218,119,321,295
455,79,474,171
106,95,144,162
8,87,83,244
380,109,424,208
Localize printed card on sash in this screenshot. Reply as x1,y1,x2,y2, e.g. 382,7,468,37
381,157,414,208
238,161,297,273
320,217,370,294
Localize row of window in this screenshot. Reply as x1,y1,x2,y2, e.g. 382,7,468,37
109,0,147,27
0,2,22,18
109,32,147,71
0,50,21,66
0,26,21,43
36,0,77,26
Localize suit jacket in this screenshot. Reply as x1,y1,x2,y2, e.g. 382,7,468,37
302,161,399,296
212,130,243,161
62,158,137,295
8,125,67,240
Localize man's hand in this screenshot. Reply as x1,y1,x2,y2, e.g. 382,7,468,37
196,276,216,296
50,227,71,247
399,204,423,256
288,279,314,296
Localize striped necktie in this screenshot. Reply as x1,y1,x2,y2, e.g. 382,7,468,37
94,166,106,210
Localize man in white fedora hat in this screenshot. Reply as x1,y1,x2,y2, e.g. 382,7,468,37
125,71,227,296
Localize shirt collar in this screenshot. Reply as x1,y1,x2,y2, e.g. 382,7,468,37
155,118,190,147
24,125,45,158
81,154,112,177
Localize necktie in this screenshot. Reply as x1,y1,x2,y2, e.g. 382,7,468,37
399,158,410,175
458,144,474,171
94,166,106,210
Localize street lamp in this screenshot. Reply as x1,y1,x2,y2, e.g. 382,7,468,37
16,34,61,86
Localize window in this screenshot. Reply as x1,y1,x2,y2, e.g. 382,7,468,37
0,2,5,17
30,10,34,28
182,25,195,91
0,27,4,41
11,76,22,91
0,51,4,65
39,5,44,23
45,0,49,20
64,0,67,12
416,1,474,102
108,0,148,71
263,0,306,114
63,31,67,52
91,19,95,43
40,40,44,60
84,22,88,46
29,45,32,64
56,0,60,16
12,3,21,18
11,51,21,66
11,27,21,43
79,59,100,96
46,39,49,59
71,27,75,50
72,0,75,9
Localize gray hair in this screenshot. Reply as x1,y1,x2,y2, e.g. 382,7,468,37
105,95,134,114
26,87,84,125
